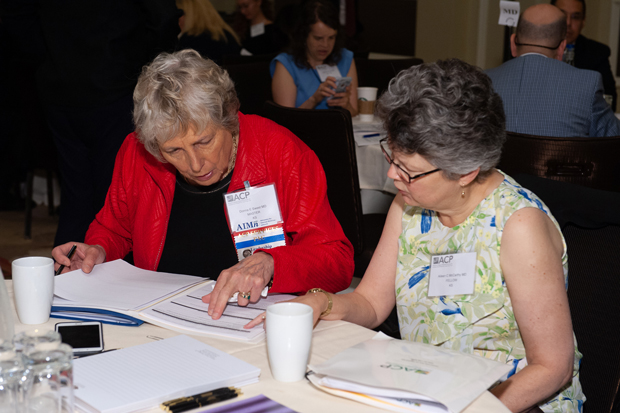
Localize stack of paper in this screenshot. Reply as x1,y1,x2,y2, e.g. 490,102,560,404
73,335,260,413
308,334,512,413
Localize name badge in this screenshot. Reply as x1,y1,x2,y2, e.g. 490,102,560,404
315,64,342,82
250,22,265,37
427,252,477,297
224,183,286,262
224,183,282,232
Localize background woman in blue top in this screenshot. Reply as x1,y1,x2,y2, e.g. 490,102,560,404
270,0,358,115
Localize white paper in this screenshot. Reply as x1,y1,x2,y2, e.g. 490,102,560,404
351,115,386,146
498,1,520,27
427,252,477,297
73,335,260,413
53,260,205,311
250,22,265,37
140,283,294,342
315,64,343,82
309,338,512,413
224,184,283,233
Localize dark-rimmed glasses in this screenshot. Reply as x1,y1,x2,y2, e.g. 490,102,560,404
379,138,441,183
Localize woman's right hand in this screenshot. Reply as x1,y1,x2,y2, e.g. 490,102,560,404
243,291,329,329
311,76,338,104
51,242,106,274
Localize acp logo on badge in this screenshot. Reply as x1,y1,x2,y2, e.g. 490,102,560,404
226,192,250,202
433,255,453,265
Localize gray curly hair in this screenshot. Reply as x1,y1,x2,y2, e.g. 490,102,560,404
376,58,505,181
133,49,240,162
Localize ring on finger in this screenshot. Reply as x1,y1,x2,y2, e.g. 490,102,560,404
240,291,251,300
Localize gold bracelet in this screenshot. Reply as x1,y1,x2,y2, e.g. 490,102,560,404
307,288,333,318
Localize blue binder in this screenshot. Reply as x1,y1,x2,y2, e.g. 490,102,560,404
50,307,144,326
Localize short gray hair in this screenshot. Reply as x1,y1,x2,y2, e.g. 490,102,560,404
133,49,240,161
376,59,506,181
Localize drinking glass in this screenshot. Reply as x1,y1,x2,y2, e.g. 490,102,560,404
13,331,61,354
22,344,73,413
0,341,31,413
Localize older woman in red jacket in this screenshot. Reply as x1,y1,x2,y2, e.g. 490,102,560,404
52,49,353,319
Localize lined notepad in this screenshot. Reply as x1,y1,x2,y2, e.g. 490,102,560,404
73,335,260,413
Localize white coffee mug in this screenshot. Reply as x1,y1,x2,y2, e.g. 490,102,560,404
266,303,313,382
12,257,55,325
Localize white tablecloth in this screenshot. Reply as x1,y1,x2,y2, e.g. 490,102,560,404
5,280,509,413
352,115,397,215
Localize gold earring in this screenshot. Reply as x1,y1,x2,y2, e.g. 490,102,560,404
460,184,465,198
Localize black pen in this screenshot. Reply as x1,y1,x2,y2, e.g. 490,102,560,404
55,244,77,275
168,392,241,413
161,388,241,412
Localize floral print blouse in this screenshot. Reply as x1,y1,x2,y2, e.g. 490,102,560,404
395,173,585,412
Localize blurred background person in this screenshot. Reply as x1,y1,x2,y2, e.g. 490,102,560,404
551,0,617,111
233,0,284,55
176,0,240,65
270,0,358,115
1,0,181,246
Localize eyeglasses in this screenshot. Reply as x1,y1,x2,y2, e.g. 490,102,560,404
379,138,441,183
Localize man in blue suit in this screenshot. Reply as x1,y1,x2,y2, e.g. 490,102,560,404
486,4,620,137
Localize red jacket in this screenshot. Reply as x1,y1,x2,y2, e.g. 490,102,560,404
85,113,354,293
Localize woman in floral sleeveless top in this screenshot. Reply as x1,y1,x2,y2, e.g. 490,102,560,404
251,59,585,412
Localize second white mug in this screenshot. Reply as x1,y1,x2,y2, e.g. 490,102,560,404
266,303,313,382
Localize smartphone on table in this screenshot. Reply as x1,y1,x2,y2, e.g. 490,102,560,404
55,321,104,356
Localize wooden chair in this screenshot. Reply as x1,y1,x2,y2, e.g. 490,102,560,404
355,57,424,97
513,174,620,413
223,61,273,116
498,132,620,193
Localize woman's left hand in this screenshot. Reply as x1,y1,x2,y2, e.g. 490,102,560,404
326,85,352,109
202,252,274,320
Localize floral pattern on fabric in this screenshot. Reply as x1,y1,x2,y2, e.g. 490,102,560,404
395,172,585,412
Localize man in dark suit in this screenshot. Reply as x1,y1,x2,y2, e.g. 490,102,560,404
486,4,620,137
551,0,617,111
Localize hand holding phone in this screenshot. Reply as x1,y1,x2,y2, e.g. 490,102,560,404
327,77,352,100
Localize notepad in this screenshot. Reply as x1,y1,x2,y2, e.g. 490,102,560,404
73,335,260,413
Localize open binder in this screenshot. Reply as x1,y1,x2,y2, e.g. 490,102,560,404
53,260,293,342
308,334,512,413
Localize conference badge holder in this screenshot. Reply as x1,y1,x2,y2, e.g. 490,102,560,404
223,181,286,262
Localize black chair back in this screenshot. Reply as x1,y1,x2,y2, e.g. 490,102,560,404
355,57,423,97
262,101,364,253
223,61,273,116
513,174,620,413
498,132,620,192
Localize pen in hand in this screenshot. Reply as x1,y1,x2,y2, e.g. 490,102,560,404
55,244,77,275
